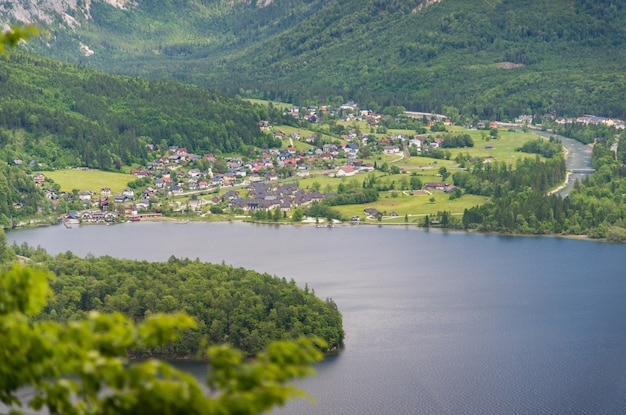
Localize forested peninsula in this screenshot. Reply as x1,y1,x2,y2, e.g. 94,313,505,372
12,244,344,357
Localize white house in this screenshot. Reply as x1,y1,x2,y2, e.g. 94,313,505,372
336,166,356,177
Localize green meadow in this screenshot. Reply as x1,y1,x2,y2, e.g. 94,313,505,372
245,99,293,111
333,191,486,222
398,128,546,169
43,169,134,194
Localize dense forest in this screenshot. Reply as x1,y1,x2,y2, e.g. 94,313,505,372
17,0,626,119
10,245,345,356
0,51,289,169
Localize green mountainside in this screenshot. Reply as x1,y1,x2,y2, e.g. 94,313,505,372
14,0,626,119
0,51,288,169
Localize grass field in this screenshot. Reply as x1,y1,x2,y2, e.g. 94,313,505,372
394,129,546,171
245,99,293,111
333,191,486,221
43,169,134,194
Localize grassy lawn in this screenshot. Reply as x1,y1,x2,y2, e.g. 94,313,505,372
333,191,486,220
448,128,543,163
283,173,346,191
43,169,134,194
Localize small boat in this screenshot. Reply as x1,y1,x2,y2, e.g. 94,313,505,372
175,220,190,224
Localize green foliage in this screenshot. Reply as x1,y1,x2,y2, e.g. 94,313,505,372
551,121,616,145
459,140,626,237
20,0,626,119
127,176,152,189
35,253,344,355
323,188,379,206
410,175,423,190
517,137,562,158
0,164,50,224
606,226,626,243
0,25,40,53
441,134,474,149
0,265,324,415
454,156,566,197
0,51,290,168
438,167,449,182
291,207,304,222
304,202,342,221
210,205,224,214
448,187,462,200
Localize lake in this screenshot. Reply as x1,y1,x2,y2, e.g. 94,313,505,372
9,222,626,414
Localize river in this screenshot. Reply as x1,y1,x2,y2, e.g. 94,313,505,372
530,129,593,197
9,222,626,415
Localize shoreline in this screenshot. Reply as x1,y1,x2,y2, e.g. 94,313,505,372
9,214,603,243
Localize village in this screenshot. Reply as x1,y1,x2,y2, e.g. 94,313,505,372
29,103,625,225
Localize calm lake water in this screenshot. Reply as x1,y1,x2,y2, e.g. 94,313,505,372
9,222,626,414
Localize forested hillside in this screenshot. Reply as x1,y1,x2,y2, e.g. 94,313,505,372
0,164,49,227
12,0,626,119
0,51,287,169
11,248,345,355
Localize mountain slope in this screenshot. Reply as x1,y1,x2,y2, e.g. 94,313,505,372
3,0,626,118
0,51,286,169
208,0,626,118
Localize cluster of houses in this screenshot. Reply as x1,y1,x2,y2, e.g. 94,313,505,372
554,115,625,129
224,182,335,212
513,113,625,129
284,101,386,124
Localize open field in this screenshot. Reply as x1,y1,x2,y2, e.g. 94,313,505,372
43,169,133,194
398,128,545,169
333,191,486,221
245,99,292,111
272,125,338,151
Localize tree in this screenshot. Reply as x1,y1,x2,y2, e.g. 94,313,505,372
292,208,304,222
272,207,282,222
0,265,324,415
438,167,449,181
410,175,422,190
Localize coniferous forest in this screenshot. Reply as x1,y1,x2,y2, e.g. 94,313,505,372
0,52,290,169
10,245,345,356
23,0,626,119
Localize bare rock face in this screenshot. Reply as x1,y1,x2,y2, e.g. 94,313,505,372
0,0,133,29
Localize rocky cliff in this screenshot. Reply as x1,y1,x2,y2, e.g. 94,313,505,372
0,0,134,29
